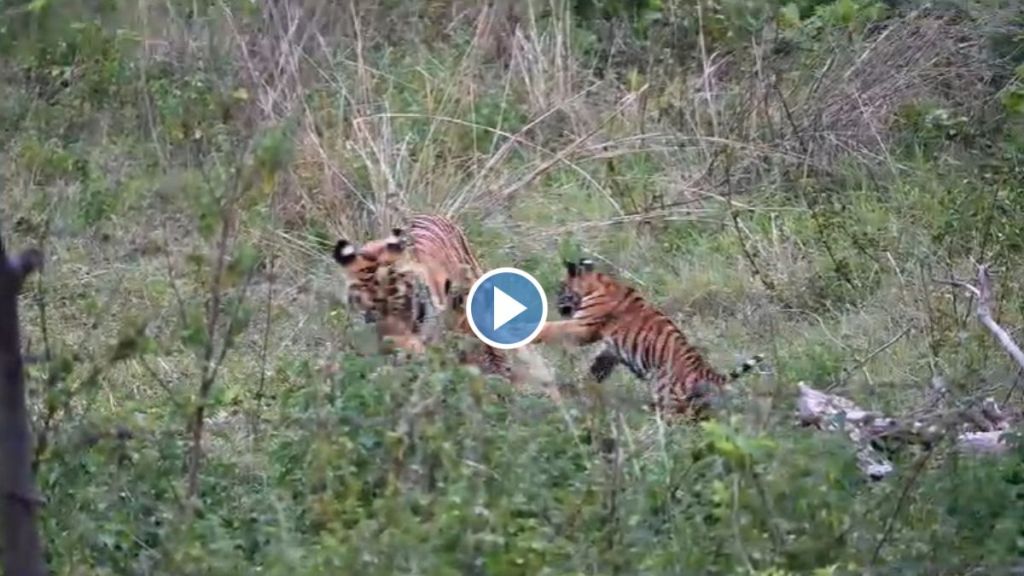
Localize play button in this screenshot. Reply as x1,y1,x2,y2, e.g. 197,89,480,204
465,267,548,350
492,286,527,330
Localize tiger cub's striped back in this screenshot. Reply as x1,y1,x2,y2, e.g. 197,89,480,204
535,258,763,418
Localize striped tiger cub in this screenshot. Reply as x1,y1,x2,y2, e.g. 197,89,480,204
332,214,552,385
535,258,763,418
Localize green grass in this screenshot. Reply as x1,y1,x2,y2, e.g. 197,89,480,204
3,0,1024,574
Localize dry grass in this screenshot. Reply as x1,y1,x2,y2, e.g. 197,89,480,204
786,7,996,165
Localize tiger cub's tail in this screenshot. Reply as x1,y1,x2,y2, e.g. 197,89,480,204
727,354,765,381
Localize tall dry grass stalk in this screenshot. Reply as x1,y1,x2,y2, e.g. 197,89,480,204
278,0,651,244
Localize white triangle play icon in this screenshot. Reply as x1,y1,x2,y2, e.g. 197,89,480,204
492,286,527,331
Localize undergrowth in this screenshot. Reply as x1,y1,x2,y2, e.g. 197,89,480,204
3,0,1024,574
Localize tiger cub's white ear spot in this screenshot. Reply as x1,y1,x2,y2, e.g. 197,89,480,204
385,229,406,252
333,239,359,265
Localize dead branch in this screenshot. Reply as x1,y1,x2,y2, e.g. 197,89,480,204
797,264,1024,478
797,382,1016,478
0,236,47,576
937,264,1024,373
796,382,895,480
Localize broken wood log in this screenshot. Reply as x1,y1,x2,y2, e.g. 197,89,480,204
797,382,1017,478
796,382,895,480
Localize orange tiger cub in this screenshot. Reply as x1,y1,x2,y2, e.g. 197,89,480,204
332,214,530,381
535,258,764,418
332,214,479,326
332,227,439,354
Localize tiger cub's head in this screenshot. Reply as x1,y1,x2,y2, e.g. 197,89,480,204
332,227,409,322
555,258,597,317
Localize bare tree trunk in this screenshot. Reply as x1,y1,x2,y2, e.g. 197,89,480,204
0,239,46,576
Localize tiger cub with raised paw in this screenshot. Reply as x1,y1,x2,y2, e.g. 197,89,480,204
535,258,764,418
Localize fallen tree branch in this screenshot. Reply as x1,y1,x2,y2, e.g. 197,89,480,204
798,264,1024,478
797,382,1016,479
796,382,895,480
0,236,47,576
936,264,1024,372
956,430,1013,455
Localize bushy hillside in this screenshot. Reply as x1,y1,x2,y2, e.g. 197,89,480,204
2,0,1024,573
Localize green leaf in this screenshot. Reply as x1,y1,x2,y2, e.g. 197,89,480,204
181,305,209,351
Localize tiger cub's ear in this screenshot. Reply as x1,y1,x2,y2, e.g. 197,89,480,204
579,258,595,273
333,240,358,265
385,228,406,253
564,260,579,278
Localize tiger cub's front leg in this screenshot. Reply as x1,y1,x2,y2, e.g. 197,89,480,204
588,345,620,382
535,319,603,347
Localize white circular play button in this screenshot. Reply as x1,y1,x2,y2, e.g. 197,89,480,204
465,267,548,350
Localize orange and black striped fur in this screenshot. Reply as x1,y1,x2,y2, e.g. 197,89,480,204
333,227,433,354
535,258,764,417
332,214,513,376
333,215,480,320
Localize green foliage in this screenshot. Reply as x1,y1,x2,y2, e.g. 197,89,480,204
775,0,888,47
4,0,1024,573
1002,64,1024,116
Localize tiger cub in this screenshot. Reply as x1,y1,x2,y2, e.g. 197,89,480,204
535,258,763,417
333,214,546,383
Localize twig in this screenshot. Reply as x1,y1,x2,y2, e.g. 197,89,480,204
723,149,776,293
870,447,938,565
490,86,648,209
829,326,911,391
186,147,243,504
185,202,234,503
30,264,56,470
137,357,187,410
249,249,276,442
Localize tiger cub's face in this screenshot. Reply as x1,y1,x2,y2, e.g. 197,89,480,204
555,258,596,317
332,228,408,322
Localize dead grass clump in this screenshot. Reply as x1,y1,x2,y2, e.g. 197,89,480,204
783,8,996,165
